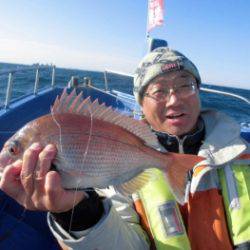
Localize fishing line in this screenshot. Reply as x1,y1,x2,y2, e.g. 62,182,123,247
51,109,63,153
68,101,94,232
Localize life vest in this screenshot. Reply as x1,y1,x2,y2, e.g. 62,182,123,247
134,154,250,249
133,169,191,250
218,154,250,247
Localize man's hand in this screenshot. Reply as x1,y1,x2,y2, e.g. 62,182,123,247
0,143,85,213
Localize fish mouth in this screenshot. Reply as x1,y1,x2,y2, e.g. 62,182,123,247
0,163,4,178
0,159,4,170
0,154,13,171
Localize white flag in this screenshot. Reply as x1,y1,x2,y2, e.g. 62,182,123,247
147,0,164,32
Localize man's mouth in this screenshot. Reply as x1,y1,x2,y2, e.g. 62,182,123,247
166,113,185,119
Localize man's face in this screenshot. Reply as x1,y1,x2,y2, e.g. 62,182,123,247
141,71,201,136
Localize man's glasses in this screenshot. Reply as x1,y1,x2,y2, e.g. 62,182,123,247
144,82,197,102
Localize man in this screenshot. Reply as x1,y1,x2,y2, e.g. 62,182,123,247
133,48,250,250
0,47,249,250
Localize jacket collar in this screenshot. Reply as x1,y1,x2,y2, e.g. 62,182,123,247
153,117,205,155
198,109,247,166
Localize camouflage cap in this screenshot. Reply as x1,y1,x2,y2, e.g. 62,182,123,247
133,47,201,104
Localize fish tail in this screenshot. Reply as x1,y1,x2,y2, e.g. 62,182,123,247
162,153,203,205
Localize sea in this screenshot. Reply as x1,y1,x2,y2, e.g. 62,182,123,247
0,62,249,124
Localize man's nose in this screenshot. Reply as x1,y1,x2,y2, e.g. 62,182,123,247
165,90,180,106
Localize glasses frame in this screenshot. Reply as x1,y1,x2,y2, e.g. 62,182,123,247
143,81,198,102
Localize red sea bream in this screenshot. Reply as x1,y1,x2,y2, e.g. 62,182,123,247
0,89,203,204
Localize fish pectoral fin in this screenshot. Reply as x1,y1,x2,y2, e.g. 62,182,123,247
115,169,157,196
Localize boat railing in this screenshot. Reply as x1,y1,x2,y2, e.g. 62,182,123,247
103,69,133,92
104,69,133,79
1,65,56,109
200,87,250,105
2,67,249,118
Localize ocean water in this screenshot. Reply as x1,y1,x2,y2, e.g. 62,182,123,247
0,62,249,124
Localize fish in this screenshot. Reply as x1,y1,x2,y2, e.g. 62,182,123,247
0,88,203,204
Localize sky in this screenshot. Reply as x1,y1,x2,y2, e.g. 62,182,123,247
0,0,249,89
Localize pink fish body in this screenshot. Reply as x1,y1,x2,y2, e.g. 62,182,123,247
0,89,202,204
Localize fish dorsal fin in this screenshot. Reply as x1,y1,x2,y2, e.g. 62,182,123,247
115,169,157,196
51,88,159,148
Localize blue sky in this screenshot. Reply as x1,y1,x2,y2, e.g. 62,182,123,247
0,0,249,89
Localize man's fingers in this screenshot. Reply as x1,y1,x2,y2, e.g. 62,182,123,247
1,160,22,182
21,143,42,195
35,144,57,178
0,143,85,213
34,144,57,192
0,160,36,210
0,160,24,200
44,171,85,212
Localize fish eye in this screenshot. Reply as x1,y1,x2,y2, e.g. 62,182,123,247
8,141,21,155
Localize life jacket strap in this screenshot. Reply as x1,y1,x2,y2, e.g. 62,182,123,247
219,162,250,246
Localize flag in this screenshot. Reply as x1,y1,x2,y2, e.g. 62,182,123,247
147,0,164,32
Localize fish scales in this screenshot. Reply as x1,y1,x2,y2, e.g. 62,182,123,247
49,114,165,178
